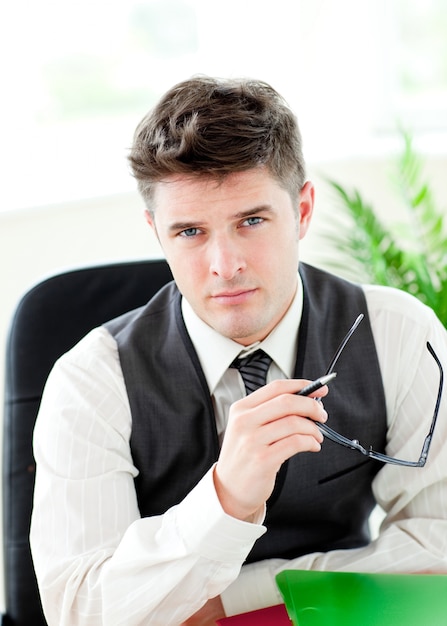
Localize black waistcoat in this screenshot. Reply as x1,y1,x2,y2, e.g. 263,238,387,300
105,263,387,562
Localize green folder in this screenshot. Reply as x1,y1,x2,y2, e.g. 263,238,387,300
276,570,447,626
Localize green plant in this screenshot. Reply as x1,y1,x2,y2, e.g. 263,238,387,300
319,132,447,326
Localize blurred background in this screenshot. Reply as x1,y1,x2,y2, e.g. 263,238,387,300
1,0,447,608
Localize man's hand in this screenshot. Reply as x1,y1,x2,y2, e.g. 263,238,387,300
181,596,225,625
214,378,328,521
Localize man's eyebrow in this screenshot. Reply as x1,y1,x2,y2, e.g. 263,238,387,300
167,206,274,232
233,205,274,219
167,220,204,232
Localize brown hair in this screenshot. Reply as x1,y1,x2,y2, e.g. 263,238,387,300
128,76,306,212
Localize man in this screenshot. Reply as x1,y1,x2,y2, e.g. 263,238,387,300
30,76,447,626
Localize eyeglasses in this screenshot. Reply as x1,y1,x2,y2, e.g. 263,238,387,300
317,314,443,467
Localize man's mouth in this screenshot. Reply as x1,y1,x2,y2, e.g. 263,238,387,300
211,288,257,305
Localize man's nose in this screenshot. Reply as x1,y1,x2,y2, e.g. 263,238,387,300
208,237,246,280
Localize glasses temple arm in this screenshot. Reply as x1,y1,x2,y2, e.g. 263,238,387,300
416,341,444,464
325,314,364,375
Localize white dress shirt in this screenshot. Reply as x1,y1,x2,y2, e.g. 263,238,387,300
30,277,447,625
181,277,303,445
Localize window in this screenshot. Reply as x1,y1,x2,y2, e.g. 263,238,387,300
378,0,447,132
1,0,202,211
1,0,446,212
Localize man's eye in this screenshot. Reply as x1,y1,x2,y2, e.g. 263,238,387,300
243,216,263,226
179,227,199,237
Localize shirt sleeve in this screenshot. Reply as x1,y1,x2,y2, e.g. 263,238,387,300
30,327,266,626
221,286,447,616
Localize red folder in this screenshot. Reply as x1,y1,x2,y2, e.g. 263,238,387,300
216,603,291,625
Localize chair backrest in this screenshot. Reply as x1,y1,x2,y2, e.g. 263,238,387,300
3,259,173,625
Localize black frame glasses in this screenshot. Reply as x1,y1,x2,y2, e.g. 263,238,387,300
318,314,444,467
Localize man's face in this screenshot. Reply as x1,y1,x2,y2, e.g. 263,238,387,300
147,168,314,345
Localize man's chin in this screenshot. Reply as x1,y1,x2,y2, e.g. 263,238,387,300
200,304,272,343
215,322,266,346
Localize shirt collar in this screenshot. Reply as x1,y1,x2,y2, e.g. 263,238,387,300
181,275,303,393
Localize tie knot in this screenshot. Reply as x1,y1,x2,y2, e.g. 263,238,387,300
231,349,272,394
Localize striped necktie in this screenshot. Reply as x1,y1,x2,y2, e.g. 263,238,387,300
231,349,273,395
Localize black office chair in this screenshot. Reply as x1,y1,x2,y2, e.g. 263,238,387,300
2,259,173,625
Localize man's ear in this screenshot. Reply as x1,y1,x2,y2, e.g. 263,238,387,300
297,181,315,240
144,209,157,235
